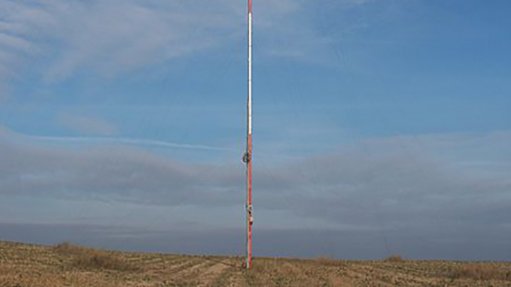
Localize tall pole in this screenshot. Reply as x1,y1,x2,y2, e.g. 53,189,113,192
244,0,254,270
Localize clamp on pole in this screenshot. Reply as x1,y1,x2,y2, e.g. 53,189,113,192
247,204,254,224
242,152,251,163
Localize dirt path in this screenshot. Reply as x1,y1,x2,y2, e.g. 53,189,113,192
196,261,230,287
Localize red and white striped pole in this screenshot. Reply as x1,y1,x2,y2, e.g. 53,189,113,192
245,0,254,270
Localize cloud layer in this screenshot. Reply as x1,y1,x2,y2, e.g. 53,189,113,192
2,127,510,227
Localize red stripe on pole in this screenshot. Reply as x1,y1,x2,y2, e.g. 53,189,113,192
248,0,252,13
247,134,253,269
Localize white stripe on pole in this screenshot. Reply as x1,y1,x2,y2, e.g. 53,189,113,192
248,12,253,135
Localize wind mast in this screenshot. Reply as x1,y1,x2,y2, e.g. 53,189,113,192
242,0,254,270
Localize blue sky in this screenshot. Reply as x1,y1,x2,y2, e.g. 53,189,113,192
0,0,510,260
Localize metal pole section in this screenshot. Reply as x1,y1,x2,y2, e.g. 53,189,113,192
245,0,254,270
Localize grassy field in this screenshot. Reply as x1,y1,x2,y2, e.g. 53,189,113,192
0,241,510,286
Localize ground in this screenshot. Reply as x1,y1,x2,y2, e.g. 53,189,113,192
0,241,509,286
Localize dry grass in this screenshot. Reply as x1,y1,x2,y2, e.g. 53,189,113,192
314,256,345,267
53,242,139,272
1,241,511,287
384,255,405,262
450,263,511,281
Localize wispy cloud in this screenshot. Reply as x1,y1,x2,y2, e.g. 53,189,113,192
1,125,229,151
0,0,375,93
1,0,238,86
42,0,241,80
58,114,119,136
29,135,231,151
0,0,292,83
0,0,55,93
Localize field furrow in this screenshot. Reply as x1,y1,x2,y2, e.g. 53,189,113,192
1,241,510,287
